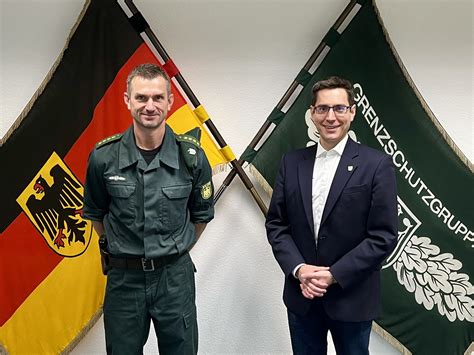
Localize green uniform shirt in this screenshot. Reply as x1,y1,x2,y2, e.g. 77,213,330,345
84,124,214,258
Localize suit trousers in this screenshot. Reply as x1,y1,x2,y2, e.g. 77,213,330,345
103,252,198,355
287,299,371,355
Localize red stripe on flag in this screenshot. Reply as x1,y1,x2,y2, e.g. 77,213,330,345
0,214,62,325
0,43,190,325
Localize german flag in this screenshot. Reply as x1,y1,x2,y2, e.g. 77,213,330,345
0,0,228,353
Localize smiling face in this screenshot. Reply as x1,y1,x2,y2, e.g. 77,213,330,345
124,76,174,132
310,88,355,150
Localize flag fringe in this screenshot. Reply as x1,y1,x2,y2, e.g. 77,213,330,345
373,0,472,172
0,0,91,147
61,307,103,354
212,162,231,176
248,164,273,197
372,322,412,354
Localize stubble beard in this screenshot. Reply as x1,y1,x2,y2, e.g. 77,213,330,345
133,111,166,131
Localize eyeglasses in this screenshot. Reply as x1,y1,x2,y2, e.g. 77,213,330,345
312,105,352,115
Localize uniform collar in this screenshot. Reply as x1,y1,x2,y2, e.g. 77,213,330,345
118,124,180,170
154,124,180,170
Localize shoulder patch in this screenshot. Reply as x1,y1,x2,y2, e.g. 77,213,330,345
201,181,212,200
95,133,123,148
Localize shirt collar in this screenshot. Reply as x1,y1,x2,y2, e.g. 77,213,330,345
316,134,349,158
152,124,180,170
118,126,139,169
118,124,180,170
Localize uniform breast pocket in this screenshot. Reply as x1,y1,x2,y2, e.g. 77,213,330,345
161,184,193,230
106,183,136,223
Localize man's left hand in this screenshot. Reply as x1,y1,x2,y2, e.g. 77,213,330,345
300,270,336,299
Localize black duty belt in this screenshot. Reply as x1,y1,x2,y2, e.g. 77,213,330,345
107,253,181,272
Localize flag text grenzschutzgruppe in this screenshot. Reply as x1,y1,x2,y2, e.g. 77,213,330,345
353,83,473,247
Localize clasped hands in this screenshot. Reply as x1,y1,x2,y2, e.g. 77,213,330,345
296,264,336,299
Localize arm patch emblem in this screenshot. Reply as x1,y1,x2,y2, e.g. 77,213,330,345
201,181,212,200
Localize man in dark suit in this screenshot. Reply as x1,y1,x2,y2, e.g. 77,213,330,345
266,76,397,355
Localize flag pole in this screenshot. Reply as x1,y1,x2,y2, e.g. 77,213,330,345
214,0,360,213
122,0,268,214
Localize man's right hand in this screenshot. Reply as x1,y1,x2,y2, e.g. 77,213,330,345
296,264,331,299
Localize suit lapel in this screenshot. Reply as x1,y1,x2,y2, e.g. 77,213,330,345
320,138,359,226
298,145,316,236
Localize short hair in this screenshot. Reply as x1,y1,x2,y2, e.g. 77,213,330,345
126,63,171,95
311,76,355,106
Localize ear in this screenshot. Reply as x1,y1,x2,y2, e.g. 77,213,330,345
309,105,318,124
349,104,356,122
123,92,131,109
167,93,174,110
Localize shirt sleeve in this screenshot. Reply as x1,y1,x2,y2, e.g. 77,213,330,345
188,148,214,224
83,149,109,221
292,263,305,278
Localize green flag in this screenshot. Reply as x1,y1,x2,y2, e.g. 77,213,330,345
247,1,473,354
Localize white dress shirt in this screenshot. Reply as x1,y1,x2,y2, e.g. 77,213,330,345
293,134,348,277
312,134,348,244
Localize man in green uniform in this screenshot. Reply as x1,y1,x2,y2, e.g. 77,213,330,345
84,63,214,355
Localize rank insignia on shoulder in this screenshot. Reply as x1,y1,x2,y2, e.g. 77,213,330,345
95,133,122,148
201,181,212,200
177,128,202,171
177,127,202,148
177,134,201,149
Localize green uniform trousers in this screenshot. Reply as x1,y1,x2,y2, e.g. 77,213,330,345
103,252,197,355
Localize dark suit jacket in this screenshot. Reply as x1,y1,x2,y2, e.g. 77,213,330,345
266,137,397,322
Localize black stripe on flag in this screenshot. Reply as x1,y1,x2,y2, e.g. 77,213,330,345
0,0,143,231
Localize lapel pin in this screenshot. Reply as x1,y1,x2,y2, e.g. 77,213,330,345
347,165,353,172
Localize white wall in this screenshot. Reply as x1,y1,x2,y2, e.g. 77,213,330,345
1,0,472,354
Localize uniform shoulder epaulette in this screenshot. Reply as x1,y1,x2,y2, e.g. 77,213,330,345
95,133,123,149
176,128,202,171
176,131,201,149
